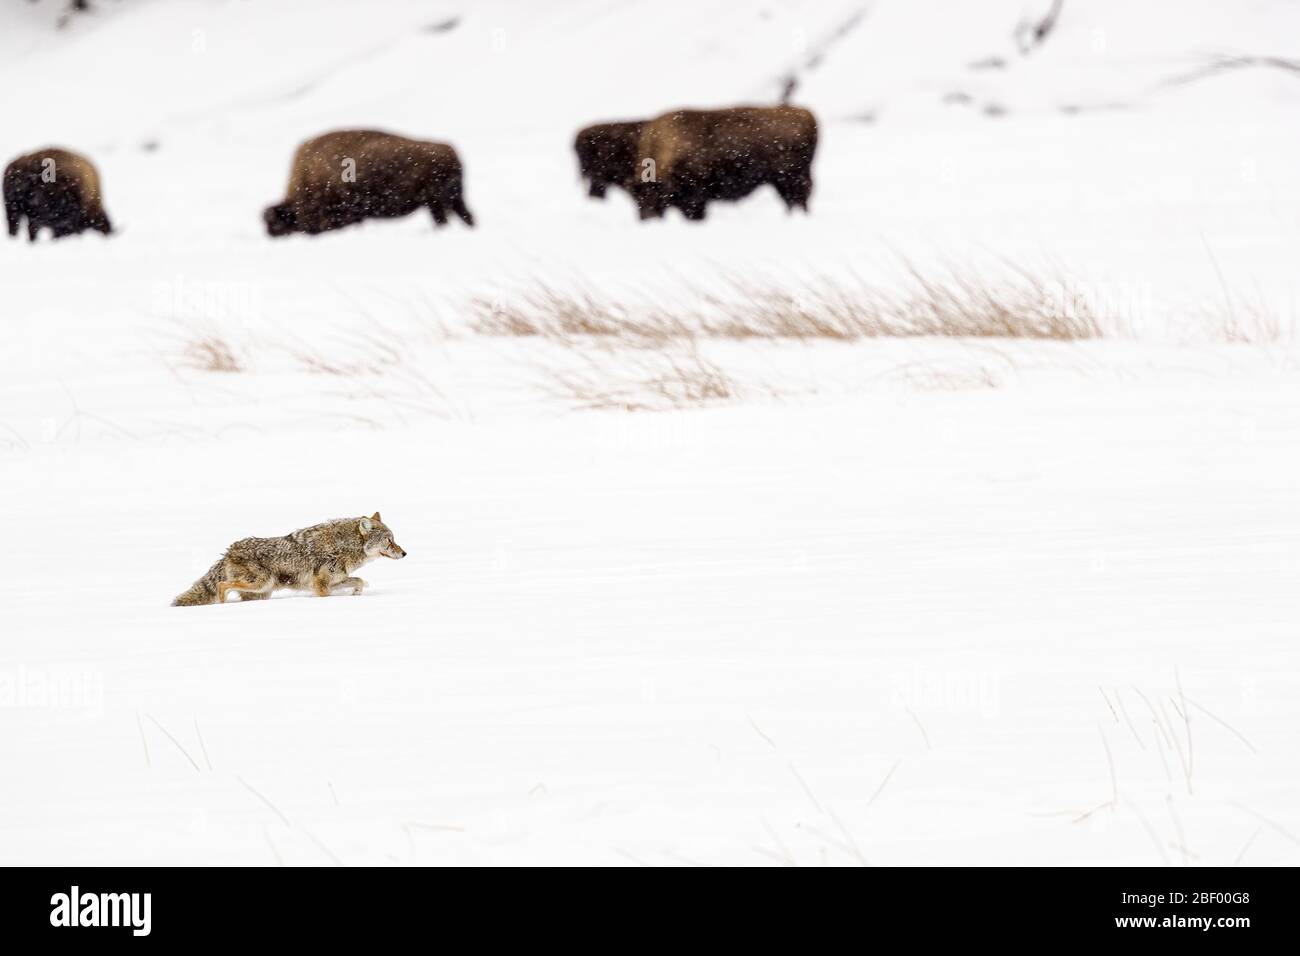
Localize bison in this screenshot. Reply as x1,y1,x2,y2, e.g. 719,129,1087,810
264,130,474,237
574,120,645,199
4,148,113,241
632,106,817,221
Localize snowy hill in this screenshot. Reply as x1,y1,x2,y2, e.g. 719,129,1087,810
1,1,1299,865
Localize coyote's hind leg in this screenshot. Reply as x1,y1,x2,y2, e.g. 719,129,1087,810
218,575,271,604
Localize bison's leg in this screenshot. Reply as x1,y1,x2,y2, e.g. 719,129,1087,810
772,175,803,212
291,200,334,235
313,204,344,234
26,218,40,242
665,172,707,221
428,201,448,227
53,212,84,238
638,203,662,221
783,158,815,212
300,210,328,234
588,179,607,199
677,190,708,221
450,196,474,227
635,187,667,221
4,200,19,238
791,172,813,212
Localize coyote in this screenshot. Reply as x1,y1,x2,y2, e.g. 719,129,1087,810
172,513,406,607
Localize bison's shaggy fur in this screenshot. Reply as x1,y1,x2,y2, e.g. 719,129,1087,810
264,129,474,237
633,106,817,221
574,120,645,200
4,148,113,242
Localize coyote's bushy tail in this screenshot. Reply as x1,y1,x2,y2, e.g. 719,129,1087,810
172,558,226,607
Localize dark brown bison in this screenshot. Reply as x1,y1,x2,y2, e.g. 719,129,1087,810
4,148,113,241
574,120,645,199
264,130,474,237
633,106,817,221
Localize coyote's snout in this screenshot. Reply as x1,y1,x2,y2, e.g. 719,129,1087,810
172,512,406,607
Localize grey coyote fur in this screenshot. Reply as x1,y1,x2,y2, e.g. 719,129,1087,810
172,513,406,607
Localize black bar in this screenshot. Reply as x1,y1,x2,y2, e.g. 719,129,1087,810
0,866,1286,943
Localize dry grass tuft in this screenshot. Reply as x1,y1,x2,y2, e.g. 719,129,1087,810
540,345,746,411
1203,295,1293,345
180,334,243,373
474,264,1103,344
644,350,737,406
287,328,406,376
1198,238,1293,345
472,287,692,344
877,360,1004,391
699,265,1102,340
478,263,1100,411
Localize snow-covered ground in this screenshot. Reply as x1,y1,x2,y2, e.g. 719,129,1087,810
1,0,1298,865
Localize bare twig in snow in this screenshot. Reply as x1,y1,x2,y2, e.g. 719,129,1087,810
1101,725,1118,807
1176,668,1194,792
301,827,344,866
1133,685,1173,748
1159,700,1192,796
136,711,150,768
868,760,901,805
145,713,201,772
1233,826,1263,866
759,817,797,867
904,706,932,750
1099,686,1119,723
263,826,285,867
1166,796,1193,865
1229,802,1300,847
1126,799,1171,866
748,714,778,750
789,762,824,816
1188,697,1258,754
830,810,869,865
1114,689,1146,751
194,719,213,771
237,775,291,827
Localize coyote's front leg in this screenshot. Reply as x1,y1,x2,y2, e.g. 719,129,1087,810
313,573,366,597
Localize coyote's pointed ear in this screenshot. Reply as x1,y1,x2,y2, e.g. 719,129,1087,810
359,516,373,533
371,511,382,522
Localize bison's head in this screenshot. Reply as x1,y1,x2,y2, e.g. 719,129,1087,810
574,132,595,175
576,124,644,198
574,133,607,195
263,203,296,237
